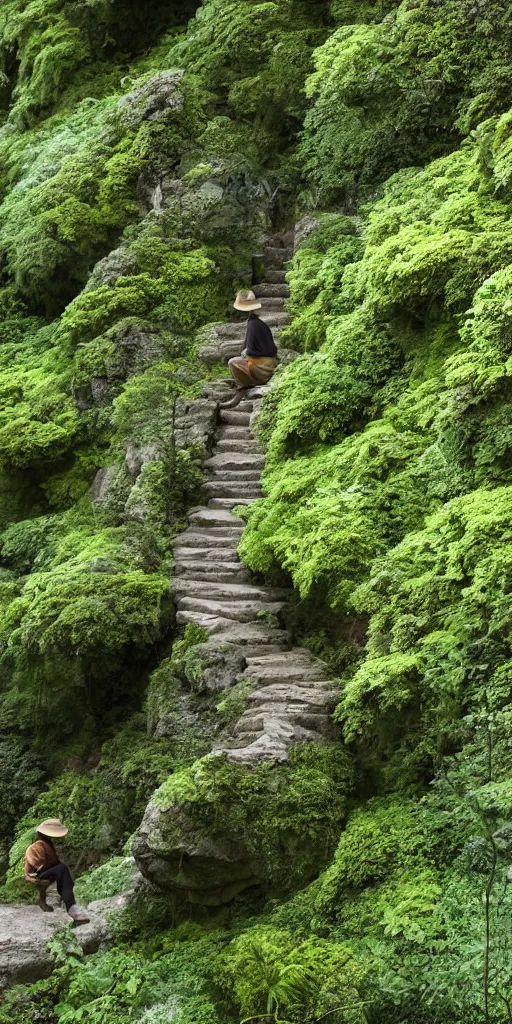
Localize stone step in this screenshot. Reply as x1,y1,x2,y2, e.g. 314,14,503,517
178,598,286,618
219,410,251,426
218,340,245,359
233,722,334,748
174,566,251,584
205,452,265,471
177,597,285,622
264,246,293,267
266,270,287,284
176,610,288,644
201,380,234,400
215,440,263,454
246,684,338,705
242,664,327,683
189,508,245,528
233,716,332,742
174,579,287,602
235,401,256,413
175,529,242,548
210,321,245,340
261,311,291,327
254,284,290,299
203,482,262,498
173,559,248,574
217,426,254,441
237,708,333,729
173,528,242,548
245,652,328,669
208,498,258,509
173,545,241,561
256,297,287,309
232,716,331,743
233,709,333,734
208,469,262,481
174,598,284,622
173,544,240,561
241,644,288,658
246,387,271,401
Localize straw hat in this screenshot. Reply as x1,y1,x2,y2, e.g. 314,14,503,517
233,290,262,312
37,818,69,838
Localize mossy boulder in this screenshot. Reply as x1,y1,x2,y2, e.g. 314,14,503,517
133,745,354,905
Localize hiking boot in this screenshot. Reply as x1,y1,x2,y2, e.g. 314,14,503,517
37,895,54,913
68,906,90,926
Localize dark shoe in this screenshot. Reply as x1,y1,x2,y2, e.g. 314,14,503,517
219,388,248,409
38,897,54,913
69,909,90,926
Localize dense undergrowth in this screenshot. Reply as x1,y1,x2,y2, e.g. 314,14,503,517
2,0,512,1021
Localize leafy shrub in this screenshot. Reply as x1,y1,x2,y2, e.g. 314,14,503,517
300,1,512,208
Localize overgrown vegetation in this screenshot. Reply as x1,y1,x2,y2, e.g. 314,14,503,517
2,0,512,1021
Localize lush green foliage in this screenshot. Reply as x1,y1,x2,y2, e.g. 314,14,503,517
300,0,512,208
3,0,512,1022
0,0,274,879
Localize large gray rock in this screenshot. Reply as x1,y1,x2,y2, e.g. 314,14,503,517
74,320,167,415
90,464,120,504
185,640,246,694
123,459,166,525
113,321,166,378
125,443,160,479
0,879,140,991
140,155,268,243
90,397,218,522
174,398,218,450
85,246,138,291
132,778,263,906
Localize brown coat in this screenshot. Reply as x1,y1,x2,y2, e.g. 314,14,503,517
24,839,59,882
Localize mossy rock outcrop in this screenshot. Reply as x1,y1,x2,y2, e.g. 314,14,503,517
133,746,354,905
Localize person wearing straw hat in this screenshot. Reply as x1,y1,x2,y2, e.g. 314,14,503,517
24,818,89,924
221,290,279,408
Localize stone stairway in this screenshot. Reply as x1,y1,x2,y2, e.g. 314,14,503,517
171,234,339,763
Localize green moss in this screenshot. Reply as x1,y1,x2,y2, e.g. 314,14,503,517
3,2,512,1021
74,855,137,903
152,744,355,891
215,680,252,726
300,1,512,208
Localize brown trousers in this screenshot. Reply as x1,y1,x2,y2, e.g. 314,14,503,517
228,356,278,388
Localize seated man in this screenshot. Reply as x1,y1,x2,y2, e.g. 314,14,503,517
222,291,279,408
24,817,89,924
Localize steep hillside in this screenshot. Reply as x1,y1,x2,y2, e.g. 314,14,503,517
1,1,512,1022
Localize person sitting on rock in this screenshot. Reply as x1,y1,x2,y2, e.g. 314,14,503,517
221,291,279,408
24,818,90,925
